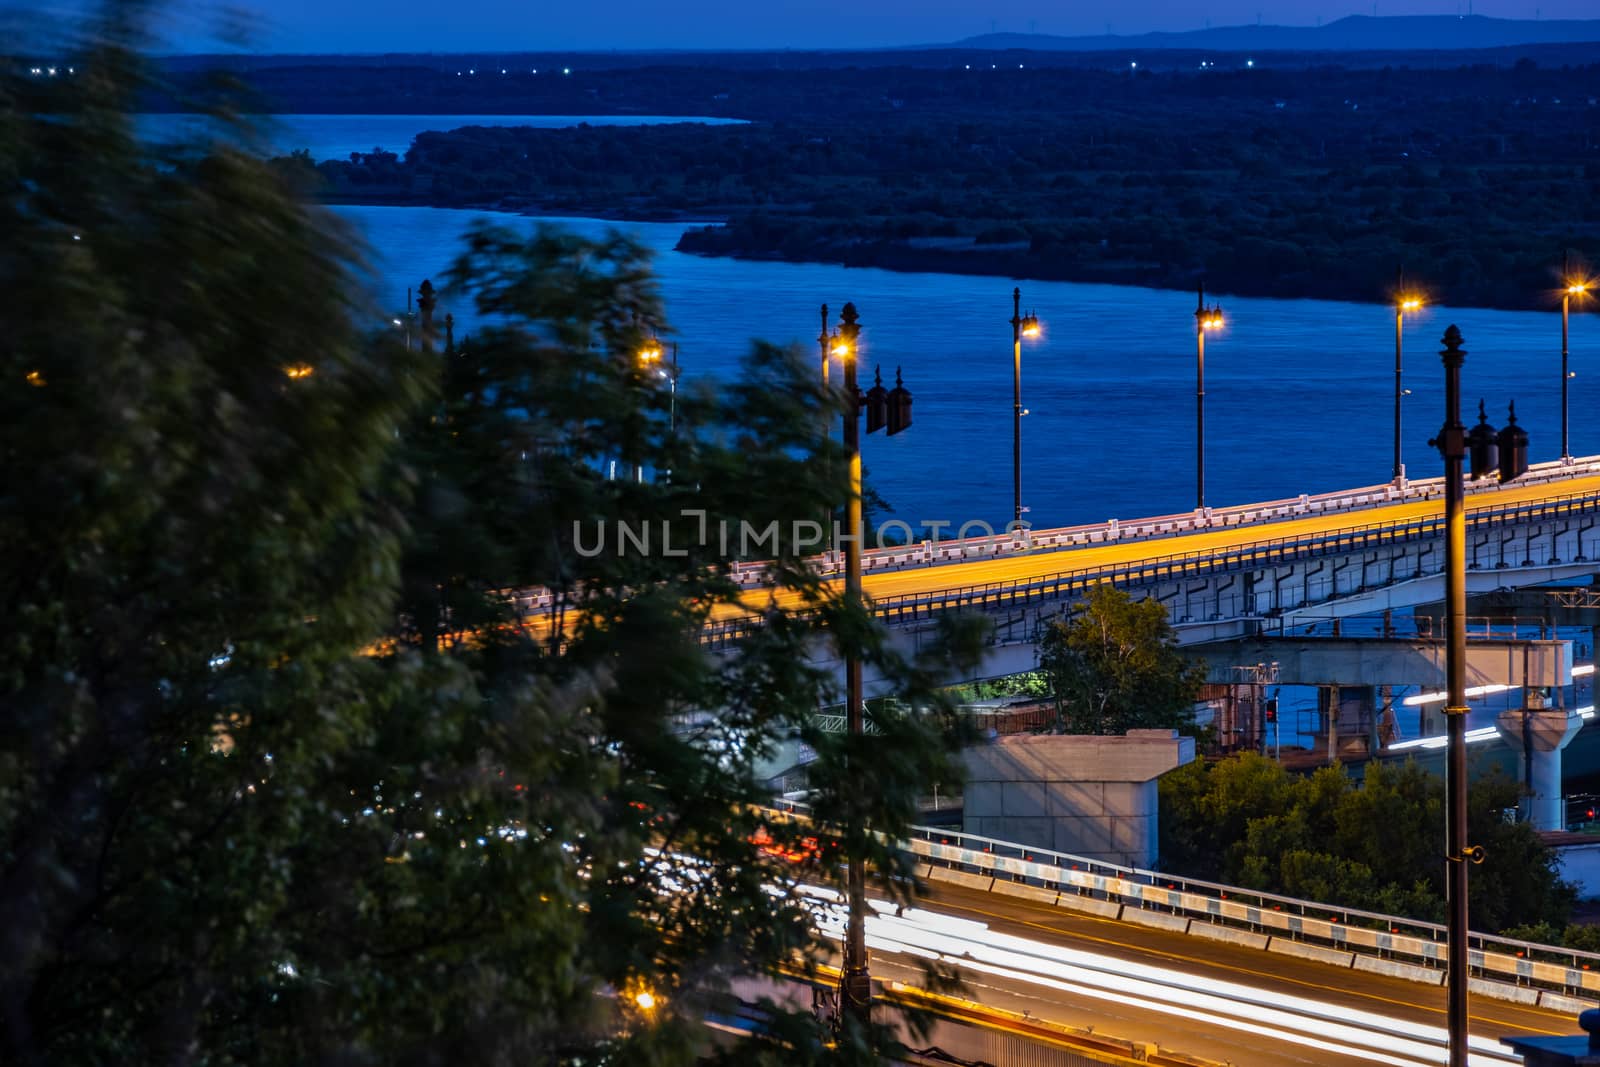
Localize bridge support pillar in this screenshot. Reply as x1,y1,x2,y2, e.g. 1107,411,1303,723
961,730,1195,869
1495,707,1583,831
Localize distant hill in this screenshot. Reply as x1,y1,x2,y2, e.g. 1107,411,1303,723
955,14,1600,52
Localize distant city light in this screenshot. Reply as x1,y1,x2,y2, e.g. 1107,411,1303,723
1247,59,1255,67
563,67,571,75
1130,61,1138,68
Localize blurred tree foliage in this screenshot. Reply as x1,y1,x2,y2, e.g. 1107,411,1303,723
1160,753,1575,931
0,7,982,1064
1037,586,1206,735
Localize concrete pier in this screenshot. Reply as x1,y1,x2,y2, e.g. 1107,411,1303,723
961,729,1195,868
1495,703,1584,830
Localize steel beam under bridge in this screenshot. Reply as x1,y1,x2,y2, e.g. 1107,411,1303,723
1195,636,1571,689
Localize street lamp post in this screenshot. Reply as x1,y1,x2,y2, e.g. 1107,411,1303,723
1009,288,1041,526
1394,267,1423,483
1563,252,1589,462
1430,325,1528,1067
636,333,669,484
837,302,869,1025
830,302,912,1029
1194,282,1224,510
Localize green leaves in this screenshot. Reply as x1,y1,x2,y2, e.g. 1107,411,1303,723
1160,753,1574,931
1037,585,1205,736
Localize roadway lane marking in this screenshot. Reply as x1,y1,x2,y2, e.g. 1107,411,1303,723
918,884,1570,1038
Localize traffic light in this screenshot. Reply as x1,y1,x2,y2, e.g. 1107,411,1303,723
1264,699,1278,724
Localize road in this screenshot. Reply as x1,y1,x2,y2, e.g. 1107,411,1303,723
807,878,1574,1067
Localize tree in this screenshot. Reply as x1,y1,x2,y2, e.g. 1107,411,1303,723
1159,754,1574,932
0,11,981,1065
1037,585,1205,735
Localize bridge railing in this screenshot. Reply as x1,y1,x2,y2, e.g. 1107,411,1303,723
746,454,1600,585
764,800,1600,1005
694,486,1600,649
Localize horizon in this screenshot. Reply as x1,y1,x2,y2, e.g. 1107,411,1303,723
15,2,1600,55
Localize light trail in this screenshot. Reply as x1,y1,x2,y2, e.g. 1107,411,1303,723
1387,705,1594,752
797,886,1524,1067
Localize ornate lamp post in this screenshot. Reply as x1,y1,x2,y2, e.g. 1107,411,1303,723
634,335,678,481
1009,288,1041,526
1194,281,1224,510
829,302,911,1028
1430,325,1528,1067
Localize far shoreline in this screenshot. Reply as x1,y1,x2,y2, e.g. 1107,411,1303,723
321,195,1564,315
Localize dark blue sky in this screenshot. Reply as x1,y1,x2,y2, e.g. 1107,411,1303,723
32,0,1600,51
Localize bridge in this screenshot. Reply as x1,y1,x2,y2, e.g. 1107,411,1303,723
659,457,1600,696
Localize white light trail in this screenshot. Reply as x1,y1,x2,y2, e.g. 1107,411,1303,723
802,887,1523,1067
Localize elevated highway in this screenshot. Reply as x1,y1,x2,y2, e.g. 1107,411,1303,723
511,458,1600,691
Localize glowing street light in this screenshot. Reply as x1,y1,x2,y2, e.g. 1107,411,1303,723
284,364,314,380
1562,250,1591,462
1194,281,1224,510
1393,266,1425,482
1010,288,1042,525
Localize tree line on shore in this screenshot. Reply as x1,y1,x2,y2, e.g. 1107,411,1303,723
283,56,1600,309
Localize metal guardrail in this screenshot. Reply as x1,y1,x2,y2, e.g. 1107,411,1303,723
908,821,1600,1004
763,802,1600,1005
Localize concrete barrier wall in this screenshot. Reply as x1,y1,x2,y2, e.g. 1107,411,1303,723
1121,908,1192,935
1541,991,1597,1015
1268,938,1356,969
1188,923,1271,951
1353,956,1444,987
1471,977,1542,1005
928,867,995,893
1055,893,1122,919
990,879,1060,906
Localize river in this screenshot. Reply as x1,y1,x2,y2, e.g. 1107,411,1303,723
329,202,1592,536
